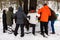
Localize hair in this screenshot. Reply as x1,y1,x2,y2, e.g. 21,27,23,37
43,3,47,6
3,10,6,14
29,7,35,11
9,6,13,12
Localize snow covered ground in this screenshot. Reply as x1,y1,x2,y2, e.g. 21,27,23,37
0,11,60,40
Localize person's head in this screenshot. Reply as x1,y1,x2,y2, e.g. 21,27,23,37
29,7,36,13
43,3,47,6
18,6,23,12
9,6,13,12
3,10,6,14
29,10,35,13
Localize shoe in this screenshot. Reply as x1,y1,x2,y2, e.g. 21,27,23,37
42,34,46,37
14,33,17,36
45,33,49,36
43,34,48,38
50,32,55,34
14,33,18,36
21,35,24,37
40,33,45,37
3,31,6,33
32,33,35,36
45,33,49,37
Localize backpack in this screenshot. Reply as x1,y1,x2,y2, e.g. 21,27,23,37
49,9,57,21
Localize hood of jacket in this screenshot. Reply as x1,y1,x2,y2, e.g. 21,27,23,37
18,7,23,12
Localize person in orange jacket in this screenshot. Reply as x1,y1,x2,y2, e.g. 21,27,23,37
38,4,51,37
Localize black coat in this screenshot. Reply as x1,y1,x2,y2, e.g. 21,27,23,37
2,13,7,25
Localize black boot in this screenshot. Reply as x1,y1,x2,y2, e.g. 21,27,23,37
32,32,35,35
14,32,18,36
43,34,46,37
50,32,55,34
21,34,24,37
40,33,46,37
3,30,6,33
33,33,35,35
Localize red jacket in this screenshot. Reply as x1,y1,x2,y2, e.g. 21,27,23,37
38,5,51,22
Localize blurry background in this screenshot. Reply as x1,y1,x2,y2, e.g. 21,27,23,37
0,0,60,19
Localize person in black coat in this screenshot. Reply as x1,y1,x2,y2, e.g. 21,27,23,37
2,10,7,33
49,8,57,34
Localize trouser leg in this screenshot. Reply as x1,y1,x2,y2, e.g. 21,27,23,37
14,24,19,36
40,22,44,35
3,24,7,33
51,21,55,33
3,25,5,33
32,24,35,35
25,23,29,31
20,24,24,37
44,22,48,35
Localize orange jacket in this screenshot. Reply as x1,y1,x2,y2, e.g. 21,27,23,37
38,5,51,22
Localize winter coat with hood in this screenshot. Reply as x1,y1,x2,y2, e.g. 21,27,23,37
14,7,27,24
38,5,51,22
6,7,13,26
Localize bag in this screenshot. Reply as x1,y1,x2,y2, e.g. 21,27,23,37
49,9,57,21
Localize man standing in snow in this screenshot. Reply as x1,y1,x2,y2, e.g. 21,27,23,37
14,6,27,37
38,4,51,37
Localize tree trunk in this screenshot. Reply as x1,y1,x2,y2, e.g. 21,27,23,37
23,0,28,15
29,0,37,11
18,0,22,7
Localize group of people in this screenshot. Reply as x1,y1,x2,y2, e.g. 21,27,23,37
2,7,13,34
2,3,57,37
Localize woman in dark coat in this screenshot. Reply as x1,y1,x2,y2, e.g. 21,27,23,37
2,10,7,33
6,7,13,26
49,8,57,34
6,7,14,34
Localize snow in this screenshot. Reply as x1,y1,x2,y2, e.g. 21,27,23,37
0,1,60,40
0,11,60,40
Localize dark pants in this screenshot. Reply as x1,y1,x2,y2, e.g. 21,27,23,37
40,21,48,35
3,24,7,32
51,20,55,33
30,24,35,34
25,23,29,31
14,24,24,36
24,19,29,31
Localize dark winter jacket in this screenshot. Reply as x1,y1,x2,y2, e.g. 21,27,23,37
49,8,57,21
2,10,7,25
14,7,27,24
